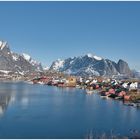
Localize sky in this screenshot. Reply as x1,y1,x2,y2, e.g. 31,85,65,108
0,1,140,70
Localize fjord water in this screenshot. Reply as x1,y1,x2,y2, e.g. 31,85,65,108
0,82,140,138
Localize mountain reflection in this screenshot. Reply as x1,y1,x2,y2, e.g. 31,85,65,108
0,93,11,116
0,82,39,115
0,82,19,116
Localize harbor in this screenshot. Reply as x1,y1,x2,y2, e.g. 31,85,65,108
27,75,140,108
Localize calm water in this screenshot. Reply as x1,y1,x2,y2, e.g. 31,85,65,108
0,82,140,138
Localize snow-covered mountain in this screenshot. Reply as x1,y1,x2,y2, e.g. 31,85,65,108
0,40,134,78
0,40,43,75
50,59,64,71
50,53,132,77
22,53,43,71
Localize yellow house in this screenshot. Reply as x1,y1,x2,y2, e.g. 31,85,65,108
66,76,76,87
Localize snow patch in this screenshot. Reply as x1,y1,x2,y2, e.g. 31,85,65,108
12,55,18,61
22,53,31,61
93,55,102,60
52,59,64,70
87,53,102,60
30,59,38,66
85,67,100,76
15,65,21,69
0,70,11,74
70,60,74,64
22,53,42,71
0,41,2,46
87,53,93,58
18,71,24,75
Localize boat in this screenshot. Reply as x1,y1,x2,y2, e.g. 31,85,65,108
115,96,123,100
38,81,45,85
57,82,65,87
86,90,94,94
100,92,110,98
108,94,118,99
76,85,81,88
25,80,33,84
47,81,53,86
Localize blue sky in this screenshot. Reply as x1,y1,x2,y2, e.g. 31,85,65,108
0,2,140,70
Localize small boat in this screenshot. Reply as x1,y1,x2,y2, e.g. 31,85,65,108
47,81,52,86
81,86,85,90
25,80,33,84
100,92,106,96
115,96,123,100
38,81,45,85
86,90,94,94
57,82,65,87
108,94,118,99
100,92,109,98
76,85,81,88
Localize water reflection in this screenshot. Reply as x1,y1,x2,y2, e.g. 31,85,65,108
0,82,29,116
0,82,140,138
0,93,11,116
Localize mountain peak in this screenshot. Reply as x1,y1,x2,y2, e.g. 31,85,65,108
0,41,43,75
22,53,43,71
118,59,125,63
117,59,131,76
87,53,93,58
0,40,9,50
22,53,31,61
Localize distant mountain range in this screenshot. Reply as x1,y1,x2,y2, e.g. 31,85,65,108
0,40,139,78
132,70,140,79
0,40,43,75
50,53,132,77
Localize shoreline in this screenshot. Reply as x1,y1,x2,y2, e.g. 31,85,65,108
0,78,140,108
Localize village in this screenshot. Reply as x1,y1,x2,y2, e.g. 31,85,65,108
23,71,140,108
